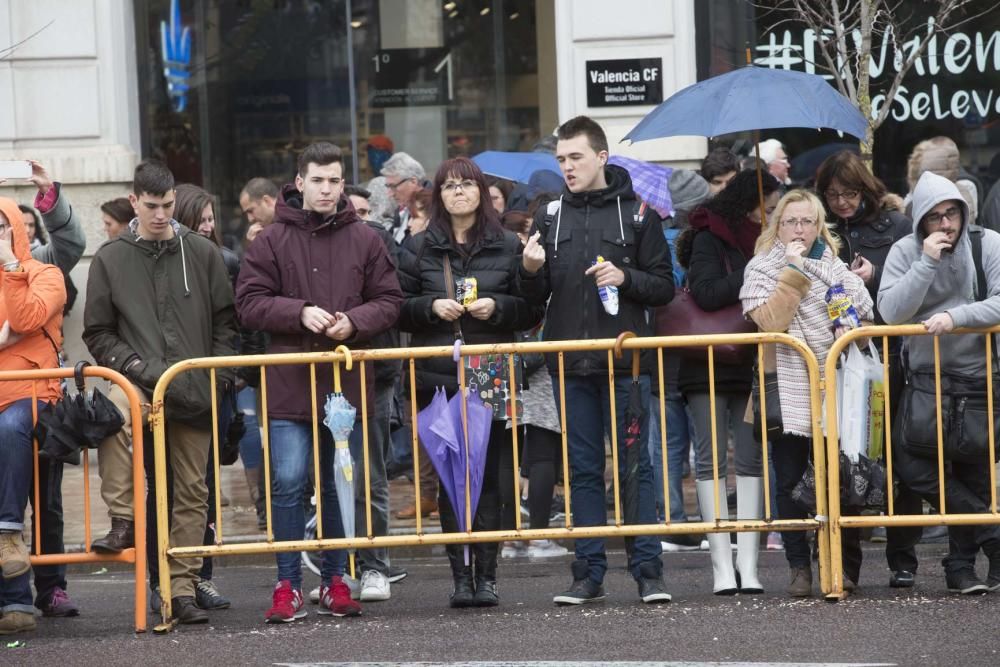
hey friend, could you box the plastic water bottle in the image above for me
[593,255,619,316]
[825,283,860,329]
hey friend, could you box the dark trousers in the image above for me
[772,433,862,583]
[883,350,922,573]
[30,456,67,608]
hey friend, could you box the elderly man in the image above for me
[380,152,428,243]
[752,139,791,186]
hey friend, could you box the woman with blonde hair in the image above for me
[740,189,872,598]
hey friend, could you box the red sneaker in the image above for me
[318,576,362,617]
[265,580,307,623]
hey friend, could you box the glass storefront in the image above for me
[695,0,1000,195]
[134,0,542,246]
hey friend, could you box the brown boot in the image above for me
[0,531,30,579]
[0,611,36,635]
[395,497,438,520]
[91,517,135,554]
[787,566,813,597]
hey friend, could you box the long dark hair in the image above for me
[427,157,502,253]
[174,183,220,246]
[702,169,781,223]
[815,150,888,224]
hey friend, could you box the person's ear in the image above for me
[598,150,609,167]
[128,193,139,214]
[294,174,304,193]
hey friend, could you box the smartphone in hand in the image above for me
[0,161,31,180]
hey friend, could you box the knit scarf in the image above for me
[688,207,759,259]
[741,240,874,437]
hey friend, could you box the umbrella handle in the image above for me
[333,345,352,393]
[452,339,463,364]
[613,331,641,380]
[73,360,91,394]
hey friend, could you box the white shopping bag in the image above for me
[837,342,885,462]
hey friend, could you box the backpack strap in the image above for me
[543,200,561,229]
[970,224,986,302]
[631,200,648,230]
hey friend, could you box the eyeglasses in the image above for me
[824,189,860,203]
[779,218,818,229]
[924,205,962,226]
[387,177,413,191]
[442,180,476,194]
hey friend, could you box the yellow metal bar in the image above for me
[814,337,835,598]
[361,362,373,538]
[757,343,771,521]
[259,366,273,542]
[934,336,946,514]
[607,350,622,527]
[209,369,223,544]
[987,334,997,515]
[508,353,522,531]
[883,335,895,517]
[310,364,322,541]
[408,358,423,534]
[708,345,722,522]
[657,347,669,524]
[558,352,571,527]
[150,388,173,625]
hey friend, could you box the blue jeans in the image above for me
[0,399,41,613]
[554,375,662,583]
[236,387,262,470]
[269,419,350,589]
[648,392,691,523]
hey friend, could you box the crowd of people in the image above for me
[1,117,999,635]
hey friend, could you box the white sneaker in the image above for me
[309,575,360,604]
[359,570,391,602]
[501,541,529,558]
[527,539,569,558]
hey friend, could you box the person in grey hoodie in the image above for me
[878,170,1000,595]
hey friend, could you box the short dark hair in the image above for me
[101,197,134,225]
[557,116,609,155]
[241,177,279,201]
[297,142,343,177]
[815,150,887,224]
[701,148,741,182]
[133,159,175,197]
[344,185,371,199]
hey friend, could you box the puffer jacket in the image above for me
[516,164,674,376]
[0,197,67,412]
[84,221,236,427]
[398,223,542,392]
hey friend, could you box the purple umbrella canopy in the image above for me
[416,386,492,565]
[608,155,673,219]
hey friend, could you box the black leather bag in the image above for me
[900,372,1000,464]
[751,369,782,443]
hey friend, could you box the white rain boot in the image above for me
[697,480,737,595]
[735,475,764,594]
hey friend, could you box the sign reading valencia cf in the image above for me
[585,58,664,107]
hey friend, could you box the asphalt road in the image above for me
[5,544,1000,667]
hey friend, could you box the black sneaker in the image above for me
[636,561,672,604]
[195,578,231,610]
[986,551,1000,592]
[149,584,162,613]
[946,569,989,595]
[889,570,915,588]
[387,565,408,584]
[171,596,209,624]
[553,560,605,606]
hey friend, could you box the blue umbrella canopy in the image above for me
[623,66,869,142]
[472,151,560,183]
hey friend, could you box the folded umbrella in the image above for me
[620,346,645,560]
[322,363,358,578]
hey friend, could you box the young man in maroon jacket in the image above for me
[236,142,403,623]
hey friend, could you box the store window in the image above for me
[134,0,541,248]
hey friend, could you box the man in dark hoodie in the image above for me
[84,159,236,625]
[517,116,674,606]
[236,143,402,624]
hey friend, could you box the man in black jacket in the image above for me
[517,116,674,606]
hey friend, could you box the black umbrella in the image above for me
[35,361,125,465]
[615,333,645,559]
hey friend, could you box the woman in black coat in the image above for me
[675,169,780,596]
[398,157,541,609]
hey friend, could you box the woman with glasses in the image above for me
[741,189,873,597]
[674,169,780,596]
[397,157,542,608]
[816,151,921,589]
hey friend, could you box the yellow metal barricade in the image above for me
[151,332,830,629]
[824,325,1000,600]
[0,366,147,633]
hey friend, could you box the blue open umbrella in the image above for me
[472,151,560,184]
[623,66,868,142]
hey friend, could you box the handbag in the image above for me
[750,367,782,443]
[654,248,756,364]
[442,256,523,421]
[792,452,888,513]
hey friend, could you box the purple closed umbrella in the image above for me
[609,155,673,219]
[417,385,492,565]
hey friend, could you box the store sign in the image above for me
[585,59,663,107]
[755,17,1000,123]
[370,48,453,108]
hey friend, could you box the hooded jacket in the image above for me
[516,164,674,376]
[83,220,236,427]
[878,171,1000,376]
[236,186,403,421]
[397,222,542,392]
[0,196,67,412]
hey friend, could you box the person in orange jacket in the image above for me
[0,195,67,636]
